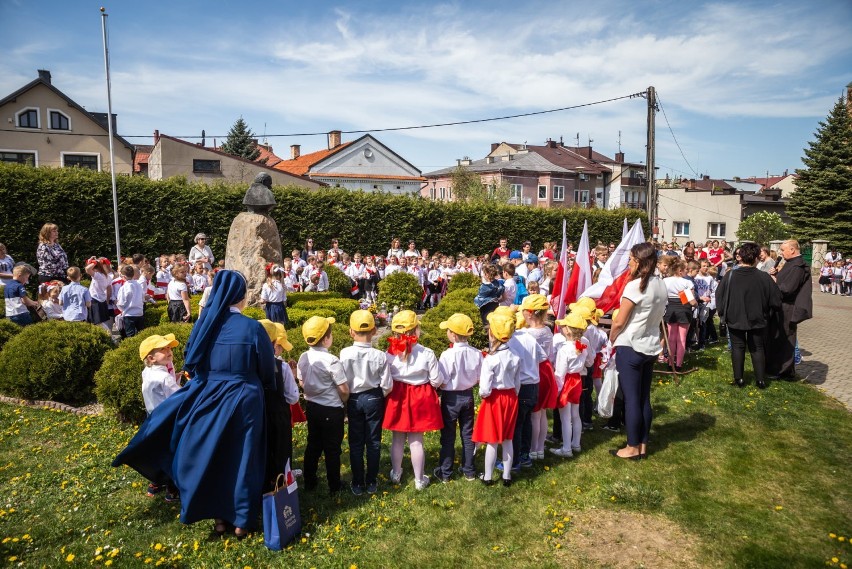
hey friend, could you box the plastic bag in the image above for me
[597,366,619,418]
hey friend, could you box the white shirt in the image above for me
[297,346,347,408]
[582,323,608,368]
[41,299,64,320]
[339,342,393,395]
[554,340,587,389]
[167,279,188,301]
[507,331,546,385]
[278,360,300,405]
[404,249,420,258]
[384,264,401,276]
[261,280,286,303]
[346,263,366,281]
[515,263,529,279]
[438,341,483,391]
[387,248,404,259]
[501,277,517,306]
[523,325,555,364]
[89,272,110,303]
[142,364,181,414]
[614,277,667,356]
[188,244,214,270]
[191,273,208,292]
[387,343,440,387]
[116,279,144,317]
[479,344,521,398]
[664,276,694,299]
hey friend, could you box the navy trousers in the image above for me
[438,389,476,478]
[346,388,385,488]
[511,383,539,466]
[615,346,655,447]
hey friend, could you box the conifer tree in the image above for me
[220,117,261,161]
[787,94,852,252]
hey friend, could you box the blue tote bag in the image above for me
[263,461,301,550]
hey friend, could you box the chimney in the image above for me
[154,130,160,144]
[585,147,593,159]
[615,152,625,163]
[37,69,51,84]
[703,175,710,180]
[688,179,696,190]
[328,130,342,149]
[546,138,557,149]
[491,143,499,152]
[290,145,300,160]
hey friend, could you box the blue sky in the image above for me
[2,0,850,179]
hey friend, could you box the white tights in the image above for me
[391,431,425,482]
[484,440,513,481]
[558,403,582,451]
[530,410,548,454]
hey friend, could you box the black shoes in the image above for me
[734,378,745,387]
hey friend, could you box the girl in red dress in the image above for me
[473,312,521,486]
[383,310,443,490]
[518,294,558,461]
[551,312,588,458]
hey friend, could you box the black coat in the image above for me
[716,266,781,330]
[774,255,812,324]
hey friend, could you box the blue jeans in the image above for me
[346,388,385,488]
[9,313,32,326]
[512,383,539,466]
[438,389,475,478]
[615,346,655,447]
[123,315,145,338]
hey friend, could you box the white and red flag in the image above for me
[579,219,645,313]
[550,220,592,319]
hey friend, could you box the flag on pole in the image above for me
[622,217,629,240]
[563,220,592,309]
[549,219,569,318]
[579,219,646,313]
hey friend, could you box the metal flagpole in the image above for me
[100,7,122,266]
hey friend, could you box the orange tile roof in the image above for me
[133,145,152,173]
[309,172,426,181]
[273,142,354,176]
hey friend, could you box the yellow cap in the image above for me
[570,302,602,324]
[258,319,278,342]
[275,323,293,351]
[349,309,376,333]
[439,313,474,336]
[555,312,588,331]
[515,311,526,329]
[520,294,549,311]
[487,311,516,342]
[302,316,335,346]
[492,305,516,318]
[569,297,597,313]
[139,333,179,361]
[391,310,419,333]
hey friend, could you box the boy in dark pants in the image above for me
[297,316,349,493]
[339,310,392,495]
[434,314,482,482]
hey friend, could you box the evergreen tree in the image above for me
[219,117,261,161]
[787,95,852,252]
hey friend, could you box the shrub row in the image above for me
[0,163,645,268]
[377,272,423,310]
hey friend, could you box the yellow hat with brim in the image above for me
[302,316,335,346]
[259,319,278,342]
[515,311,526,329]
[274,323,293,351]
[555,312,588,331]
[570,304,602,324]
[439,313,474,336]
[568,297,597,314]
[492,305,516,318]
[350,309,376,333]
[139,333,179,361]
[487,312,516,342]
[391,310,419,333]
[520,294,549,311]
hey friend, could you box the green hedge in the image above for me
[94,323,193,423]
[447,272,481,293]
[287,291,343,307]
[286,307,336,329]
[378,272,423,310]
[0,163,645,267]
[0,319,22,352]
[0,321,114,405]
[293,298,359,324]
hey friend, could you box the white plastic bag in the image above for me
[597,366,619,418]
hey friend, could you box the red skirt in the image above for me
[534,361,558,411]
[473,388,519,444]
[556,373,583,408]
[591,353,603,380]
[290,402,306,426]
[382,381,443,432]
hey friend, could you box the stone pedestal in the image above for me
[224,212,282,306]
[811,239,829,276]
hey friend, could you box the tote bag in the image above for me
[262,460,301,550]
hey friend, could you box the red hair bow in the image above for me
[388,334,418,356]
[575,341,587,352]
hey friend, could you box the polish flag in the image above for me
[549,219,569,318]
[563,220,592,309]
[579,219,646,313]
[622,217,629,240]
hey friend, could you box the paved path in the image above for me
[796,283,852,410]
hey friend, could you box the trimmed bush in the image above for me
[440,286,479,304]
[287,291,342,307]
[286,307,336,329]
[95,323,193,423]
[295,298,359,324]
[421,300,488,351]
[0,321,113,406]
[325,264,355,297]
[447,272,481,293]
[0,319,22,352]
[378,272,423,310]
[143,302,167,328]
[241,306,265,320]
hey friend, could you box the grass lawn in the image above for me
[1,344,850,568]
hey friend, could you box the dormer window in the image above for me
[16,108,39,129]
[49,110,70,131]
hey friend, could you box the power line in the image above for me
[0,91,646,140]
[656,94,698,177]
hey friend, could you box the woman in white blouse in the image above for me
[188,233,214,271]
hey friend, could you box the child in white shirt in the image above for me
[39,281,65,320]
[552,312,589,458]
[116,265,145,338]
[261,263,288,324]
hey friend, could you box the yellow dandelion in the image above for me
[65,553,75,562]
[9,556,18,562]
[840,564,847,569]
[154,543,163,551]
[839,536,847,542]
[350,565,358,569]
[327,547,334,554]
[832,558,839,563]
[830,533,837,539]
[105,561,113,567]
[774,505,783,511]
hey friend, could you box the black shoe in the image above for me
[432,467,450,483]
[756,380,767,389]
[502,478,513,487]
[479,473,494,486]
[734,378,745,387]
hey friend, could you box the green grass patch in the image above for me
[0,344,849,568]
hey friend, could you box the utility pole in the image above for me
[645,86,657,239]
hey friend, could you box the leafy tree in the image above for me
[787,95,852,252]
[449,165,511,204]
[219,117,261,162]
[736,211,790,246]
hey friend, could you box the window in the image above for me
[49,110,70,130]
[553,185,565,201]
[708,223,726,238]
[510,184,522,199]
[17,108,39,129]
[429,187,436,200]
[192,159,220,173]
[0,151,36,165]
[63,153,99,170]
[538,185,547,199]
[439,187,446,200]
[574,189,589,203]
[674,221,690,237]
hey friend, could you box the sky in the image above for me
[1,0,850,180]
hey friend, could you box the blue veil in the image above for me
[183,270,247,371]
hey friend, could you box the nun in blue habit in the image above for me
[113,270,276,535]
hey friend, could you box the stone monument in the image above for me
[224,172,282,306]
